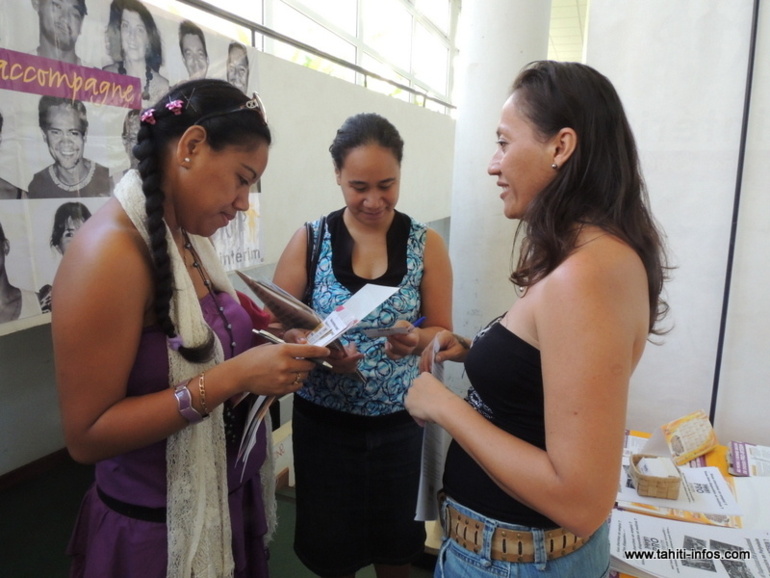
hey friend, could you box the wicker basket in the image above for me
[628,454,681,500]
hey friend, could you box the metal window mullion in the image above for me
[411,3,452,44]
[356,0,366,87]
[412,2,455,102]
[252,0,266,51]
[446,0,460,104]
[262,0,277,53]
[409,5,417,103]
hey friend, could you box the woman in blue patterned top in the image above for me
[273,112,453,578]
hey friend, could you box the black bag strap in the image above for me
[302,215,326,305]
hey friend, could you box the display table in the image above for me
[610,440,770,578]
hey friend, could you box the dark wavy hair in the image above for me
[509,61,669,335]
[329,113,404,169]
[133,78,271,362]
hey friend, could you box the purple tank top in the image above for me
[95,291,262,507]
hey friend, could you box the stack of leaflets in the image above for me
[610,509,770,578]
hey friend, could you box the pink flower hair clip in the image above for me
[166,99,185,115]
[140,108,156,125]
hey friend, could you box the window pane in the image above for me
[272,1,356,82]
[143,0,255,44]
[193,0,263,25]
[361,53,411,103]
[412,22,447,96]
[273,42,355,83]
[362,0,412,71]
[292,0,358,35]
[415,0,449,34]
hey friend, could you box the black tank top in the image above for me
[326,208,409,294]
[442,320,558,528]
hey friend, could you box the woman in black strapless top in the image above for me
[405,61,669,578]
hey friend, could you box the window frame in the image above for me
[167,0,458,113]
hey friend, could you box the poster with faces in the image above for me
[0,0,262,334]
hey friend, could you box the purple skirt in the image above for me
[67,424,269,578]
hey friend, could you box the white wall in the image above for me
[0,48,454,477]
[255,50,455,264]
[586,0,770,444]
[0,325,61,474]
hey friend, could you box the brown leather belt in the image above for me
[445,503,589,563]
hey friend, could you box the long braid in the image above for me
[133,123,177,338]
[134,121,216,362]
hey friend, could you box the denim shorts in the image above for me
[434,496,610,578]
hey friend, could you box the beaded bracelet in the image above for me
[197,372,210,416]
[174,381,204,424]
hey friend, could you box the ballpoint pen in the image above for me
[253,329,334,369]
[361,316,426,338]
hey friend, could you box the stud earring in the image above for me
[184,157,191,163]
[551,163,558,170]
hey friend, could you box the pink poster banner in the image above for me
[0,48,141,109]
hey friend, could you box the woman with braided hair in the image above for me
[52,78,329,577]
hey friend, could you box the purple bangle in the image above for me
[174,382,204,424]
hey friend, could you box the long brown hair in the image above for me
[510,61,669,335]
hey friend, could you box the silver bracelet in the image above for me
[174,381,204,424]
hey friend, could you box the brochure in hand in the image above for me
[414,338,451,522]
[235,271,398,348]
[234,272,399,472]
[236,271,322,331]
[236,394,274,481]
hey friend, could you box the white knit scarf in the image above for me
[116,170,235,577]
